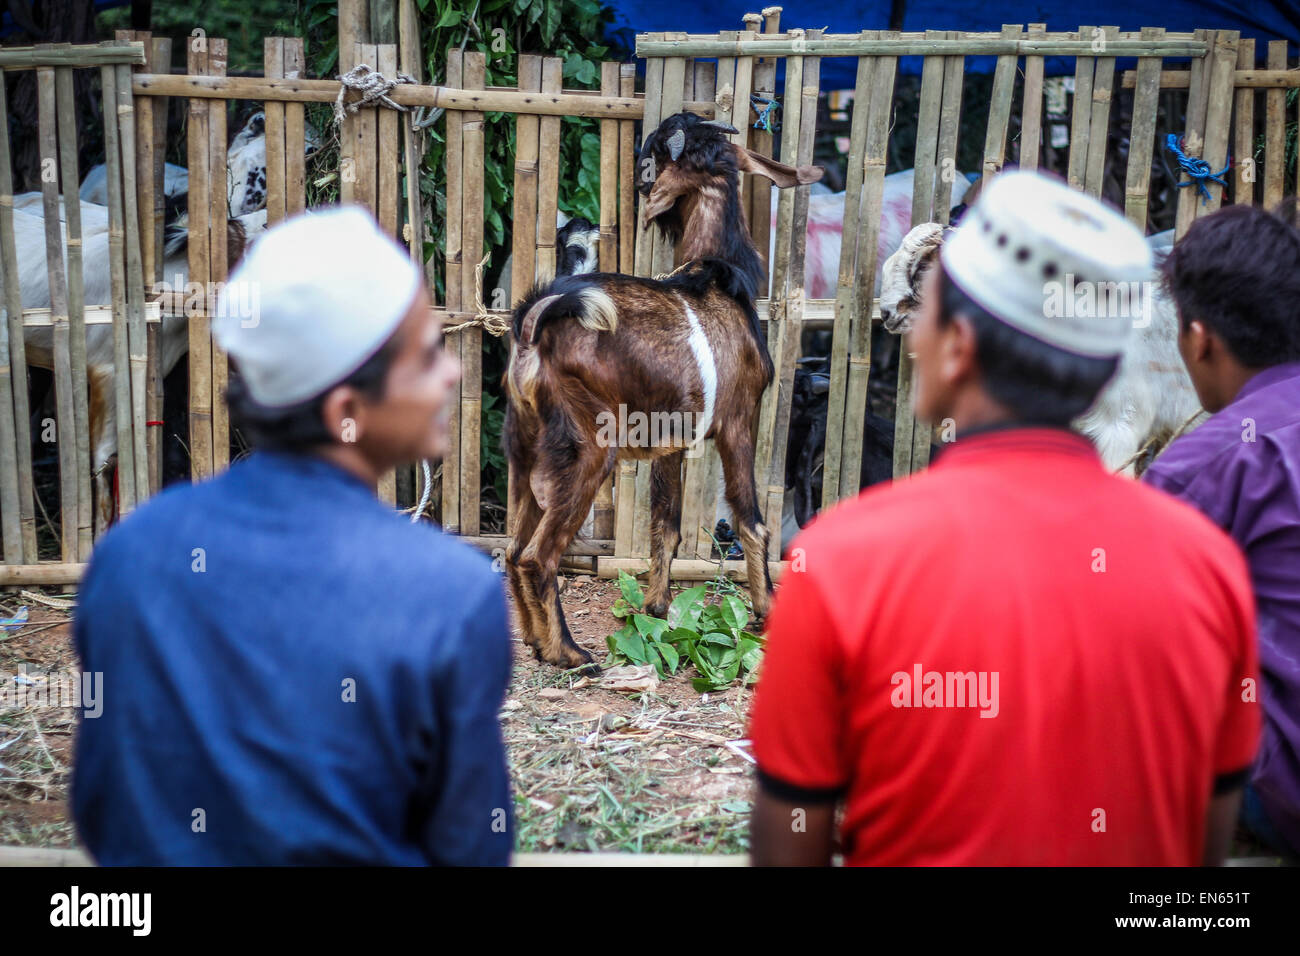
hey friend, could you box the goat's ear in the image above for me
[640,165,693,226]
[733,147,824,188]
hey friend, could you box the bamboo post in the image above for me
[617,63,636,275]
[357,42,380,213]
[631,36,665,282]
[458,50,485,532]
[1175,30,1214,238]
[398,0,424,260]
[1197,31,1239,216]
[338,0,366,206]
[932,33,966,218]
[536,57,562,281]
[285,39,307,216]
[264,38,287,226]
[54,61,92,556]
[1124,27,1165,229]
[748,9,781,286]
[36,60,80,560]
[911,32,945,225]
[651,49,686,277]
[1083,26,1119,199]
[1018,24,1047,171]
[982,24,1022,181]
[822,46,873,508]
[0,66,38,561]
[1066,26,1097,191]
[1232,38,1255,206]
[201,42,229,475]
[592,60,621,542]
[1263,40,1286,210]
[441,48,463,533]
[100,63,137,526]
[375,42,401,505]
[186,40,214,480]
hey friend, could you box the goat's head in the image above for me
[636,112,823,235]
[879,222,948,334]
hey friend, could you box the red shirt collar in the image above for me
[929,424,1100,468]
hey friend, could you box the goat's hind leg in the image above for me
[715,425,773,621]
[645,451,684,618]
[505,458,545,657]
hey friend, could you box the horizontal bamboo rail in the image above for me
[598,557,788,582]
[0,43,144,69]
[637,34,1207,58]
[1121,69,1300,88]
[461,534,614,557]
[0,562,84,585]
[20,302,163,326]
[131,74,717,119]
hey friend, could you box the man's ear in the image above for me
[1185,318,1214,363]
[943,312,980,385]
[321,386,365,446]
[732,146,824,188]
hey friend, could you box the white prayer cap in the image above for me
[213,205,421,407]
[940,171,1153,358]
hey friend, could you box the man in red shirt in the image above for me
[748,172,1259,866]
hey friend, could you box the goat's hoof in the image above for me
[645,600,669,619]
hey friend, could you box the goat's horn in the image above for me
[701,120,740,134]
[668,129,686,162]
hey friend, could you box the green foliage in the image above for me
[606,571,765,693]
[99,0,296,74]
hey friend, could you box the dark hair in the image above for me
[226,331,401,453]
[1159,201,1300,368]
[935,264,1120,426]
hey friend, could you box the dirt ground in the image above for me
[0,578,755,856]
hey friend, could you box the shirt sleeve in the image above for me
[1212,548,1262,786]
[748,562,848,801]
[422,571,514,865]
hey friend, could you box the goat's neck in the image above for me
[677,180,751,262]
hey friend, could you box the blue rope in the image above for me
[751,95,778,132]
[1165,134,1229,204]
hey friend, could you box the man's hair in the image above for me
[935,264,1120,426]
[226,333,400,452]
[1159,201,1300,368]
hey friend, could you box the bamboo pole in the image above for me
[651,49,686,277]
[186,40,214,480]
[285,39,307,216]
[100,64,136,526]
[635,34,1207,58]
[375,42,401,506]
[0,68,37,561]
[206,42,230,474]
[1124,27,1165,230]
[54,62,92,557]
[510,56,541,309]
[593,60,620,543]
[597,556,786,583]
[264,38,287,226]
[1232,39,1256,206]
[0,44,144,68]
[1197,31,1239,216]
[1263,40,1286,210]
[1018,24,1046,171]
[982,24,1022,180]
[441,48,463,533]
[748,9,781,287]
[911,34,944,225]
[1174,30,1214,238]
[822,49,873,509]
[1120,68,1300,90]
[932,37,966,222]
[36,62,79,561]
[338,0,363,207]
[1083,27,1119,199]
[1066,26,1097,192]
[536,57,563,281]
[617,63,636,276]
[354,42,379,213]
[458,50,485,533]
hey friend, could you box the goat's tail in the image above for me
[512,278,619,347]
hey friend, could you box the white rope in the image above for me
[333,64,417,127]
[411,459,433,523]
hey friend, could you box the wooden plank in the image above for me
[1084,26,1119,198]
[631,42,664,281]
[36,62,78,560]
[618,63,636,275]
[54,62,92,556]
[536,57,562,281]
[1019,23,1046,171]
[982,23,1023,180]
[376,42,401,505]
[186,41,213,480]
[822,48,873,508]
[1175,30,1214,238]
[1066,26,1097,191]
[1263,40,1286,210]
[143,35,171,496]
[0,63,33,560]
[264,37,287,225]
[441,48,463,532]
[1232,38,1256,206]
[206,40,229,474]
[1124,27,1165,229]
[932,36,966,222]
[459,50,485,533]
[748,10,781,287]
[635,33,1209,59]
[652,50,687,276]
[593,61,621,542]
[911,34,945,225]
[510,56,542,307]
[356,42,379,213]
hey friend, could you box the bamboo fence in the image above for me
[1,19,1298,586]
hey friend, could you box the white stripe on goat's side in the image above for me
[677,295,717,444]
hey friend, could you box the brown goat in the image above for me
[504,112,822,669]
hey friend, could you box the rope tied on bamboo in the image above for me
[442,252,510,337]
[332,64,417,127]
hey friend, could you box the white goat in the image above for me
[877,223,1201,475]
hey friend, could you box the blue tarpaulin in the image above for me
[608,1,1300,87]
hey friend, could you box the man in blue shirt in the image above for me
[73,206,513,865]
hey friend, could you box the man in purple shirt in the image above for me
[1144,203,1300,857]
